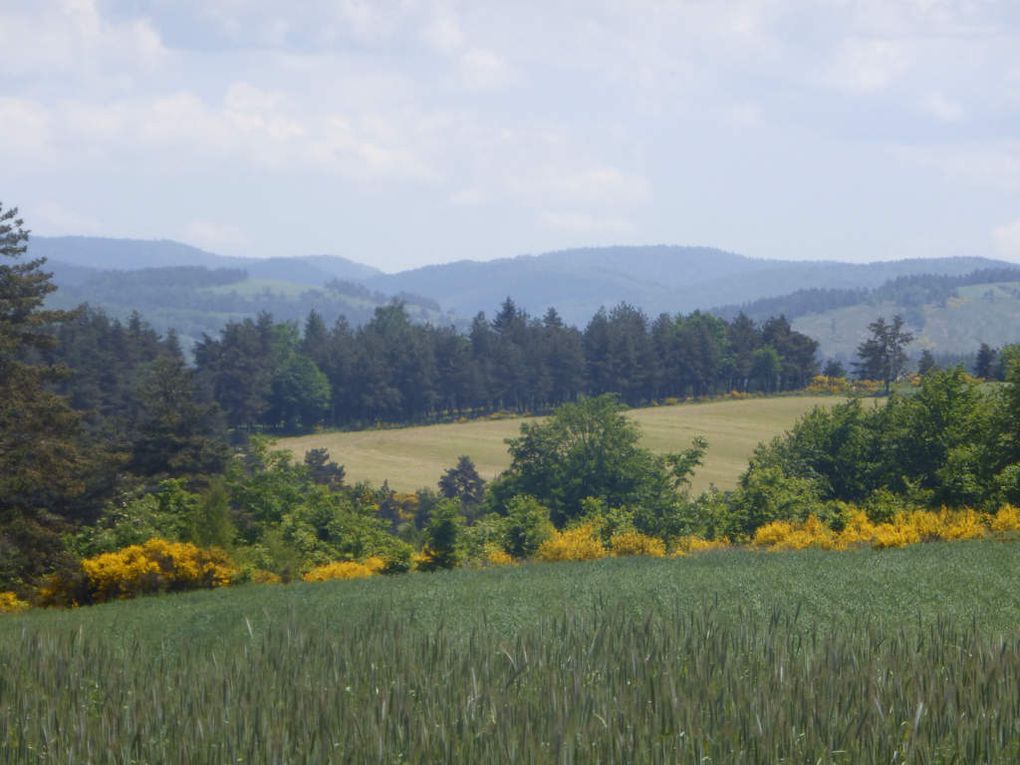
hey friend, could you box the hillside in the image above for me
[793,280,1020,358]
[363,245,1010,324]
[31,238,447,350]
[278,395,847,494]
[29,235,382,284]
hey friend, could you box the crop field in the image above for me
[4,542,1020,762]
[280,394,844,493]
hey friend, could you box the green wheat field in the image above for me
[4,542,1020,762]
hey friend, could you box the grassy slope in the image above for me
[793,280,1020,357]
[4,544,1020,761]
[279,395,844,493]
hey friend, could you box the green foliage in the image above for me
[419,499,464,571]
[854,314,914,391]
[501,495,554,558]
[492,395,675,526]
[438,455,486,518]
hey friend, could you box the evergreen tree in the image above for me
[975,343,996,379]
[918,349,937,376]
[0,203,84,589]
[854,315,914,392]
[438,455,486,517]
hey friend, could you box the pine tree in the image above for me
[0,203,84,589]
[854,315,914,392]
[974,343,996,379]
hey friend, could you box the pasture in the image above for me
[3,542,1020,762]
[279,394,844,493]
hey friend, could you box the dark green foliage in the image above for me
[195,301,818,433]
[0,203,85,590]
[420,499,464,570]
[438,455,486,517]
[853,315,914,391]
[918,348,937,375]
[975,342,996,378]
[501,495,554,558]
[732,367,1017,530]
[822,358,846,378]
[303,448,345,489]
[490,395,701,528]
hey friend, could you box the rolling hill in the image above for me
[361,245,1011,324]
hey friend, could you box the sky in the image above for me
[2,0,1020,272]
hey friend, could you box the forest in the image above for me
[4,200,1020,608]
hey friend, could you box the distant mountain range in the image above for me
[361,246,1011,324]
[28,236,1020,356]
[31,236,381,286]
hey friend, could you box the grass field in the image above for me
[279,395,844,493]
[4,542,1020,762]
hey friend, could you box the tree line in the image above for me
[191,301,819,432]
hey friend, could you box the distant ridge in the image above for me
[362,245,1011,324]
[28,236,382,286]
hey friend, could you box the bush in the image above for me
[42,539,236,605]
[609,530,665,557]
[536,524,607,562]
[302,557,384,583]
[0,591,29,614]
[502,495,555,559]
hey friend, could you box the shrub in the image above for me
[302,557,384,583]
[609,530,665,557]
[0,591,29,614]
[536,524,607,562]
[484,547,515,566]
[502,495,555,559]
[51,539,237,604]
[991,504,1020,535]
[672,536,730,555]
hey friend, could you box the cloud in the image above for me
[920,92,964,122]
[541,211,634,236]
[894,143,1020,191]
[29,201,102,235]
[0,0,165,81]
[183,220,249,254]
[993,219,1020,260]
[824,38,913,93]
[458,48,515,91]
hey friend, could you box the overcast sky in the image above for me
[3,0,1020,271]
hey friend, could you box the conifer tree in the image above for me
[0,203,83,589]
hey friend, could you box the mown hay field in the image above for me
[279,395,845,493]
[4,542,1020,762]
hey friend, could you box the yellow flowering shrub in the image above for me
[302,557,384,583]
[751,508,997,552]
[0,592,30,614]
[752,516,840,550]
[609,530,665,558]
[80,539,236,602]
[484,547,515,566]
[991,504,1020,535]
[805,375,851,395]
[536,523,607,562]
[672,536,730,556]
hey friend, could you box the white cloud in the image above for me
[542,211,633,235]
[29,201,102,235]
[0,0,165,81]
[458,48,515,91]
[993,219,1020,260]
[920,92,964,122]
[824,38,913,93]
[895,143,1020,191]
[183,220,249,254]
